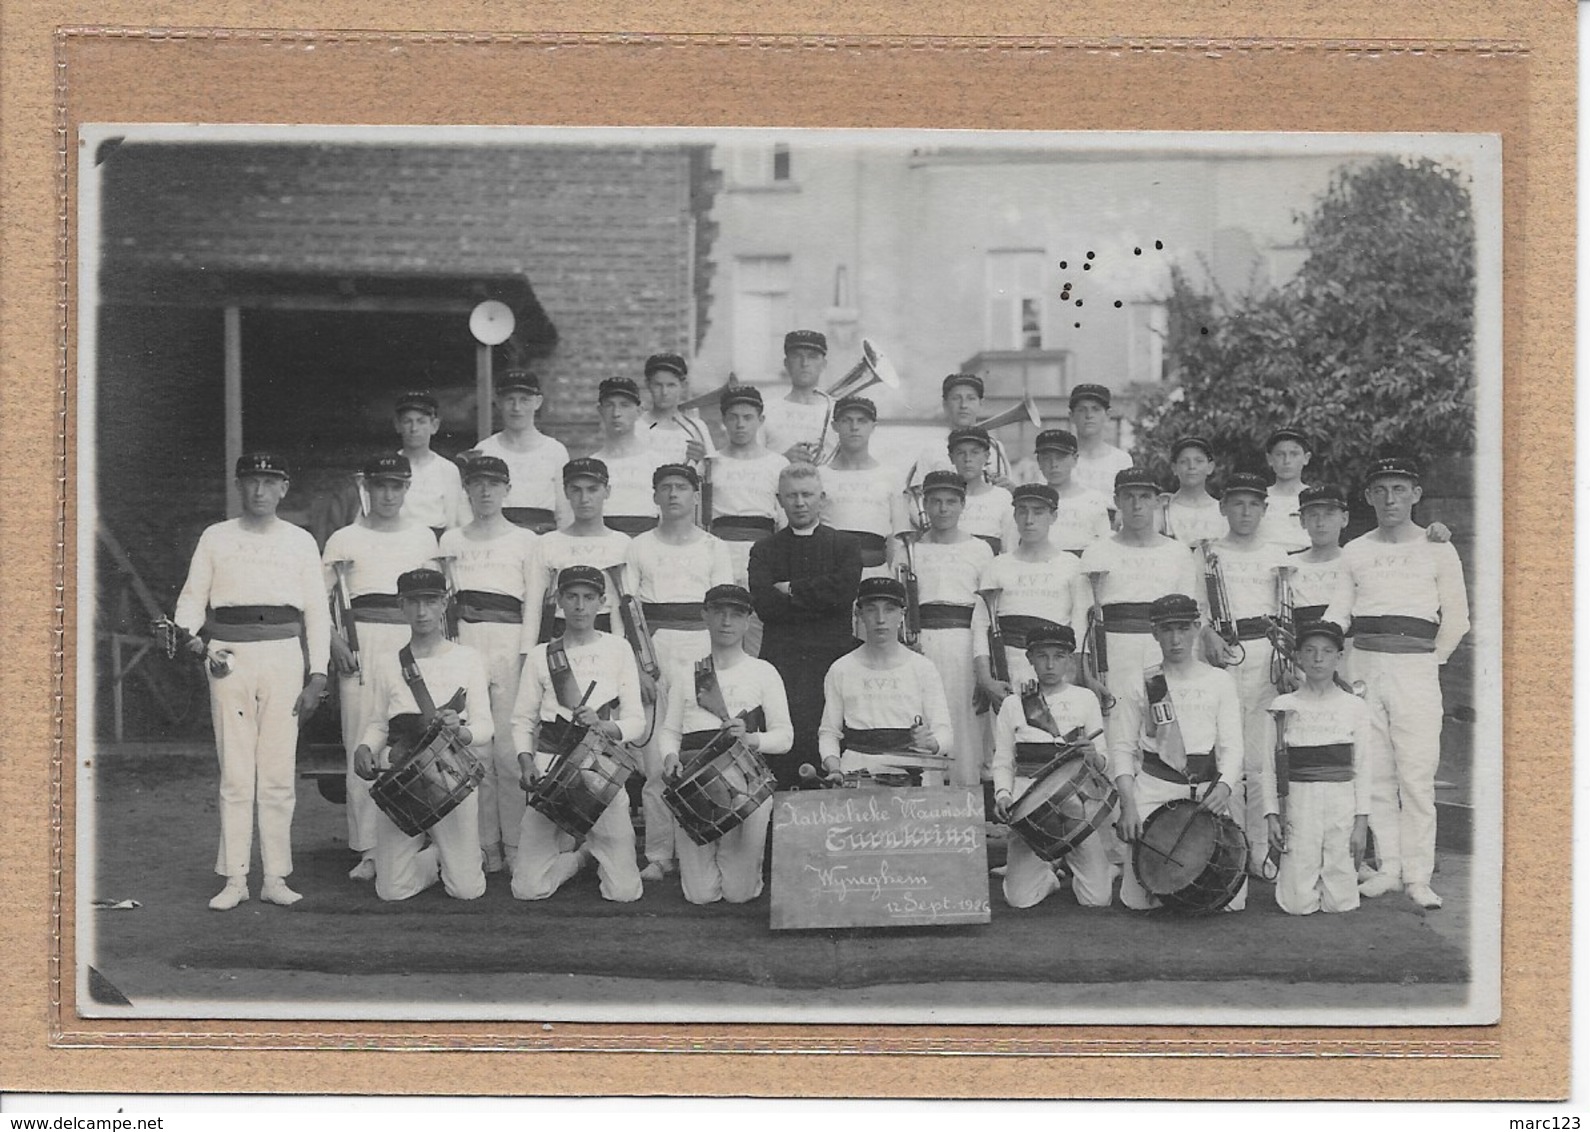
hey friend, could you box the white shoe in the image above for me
[1406,883,1444,910]
[1357,863,1377,883]
[989,865,1008,878]
[347,857,376,882]
[482,844,506,874]
[260,876,303,906]
[1358,872,1401,899]
[639,860,675,882]
[208,878,248,911]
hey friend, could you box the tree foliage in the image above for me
[1133,156,1476,492]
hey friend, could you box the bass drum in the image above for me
[369,717,485,837]
[1132,798,1249,913]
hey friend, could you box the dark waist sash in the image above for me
[386,712,427,752]
[1293,603,1328,627]
[1350,614,1439,654]
[534,709,620,756]
[842,726,917,754]
[998,614,1050,650]
[973,533,1003,555]
[1015,740,1073,773]
[503,506,556,534]
[457,590,524,624]
[1287,742,1354,784]
[606,515,659,536]
[642,602,705,632]
[840,530,888,568]
[681,727,725,751]
[1235,616,1272,642]
[205,605,303,643]
[919,603,974,630]
[1140,748,1217,786]
[710,515,776,542]
[350,593,407,624]
[1103,602,1155,634]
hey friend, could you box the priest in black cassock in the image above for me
[748,462,863,788]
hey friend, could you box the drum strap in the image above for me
[546,637,582,713]
[1020,683,1064,735]
[398,645,466,724]
[693,657,767,736]
[1142,665,1190,774]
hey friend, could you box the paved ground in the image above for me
[82,747,1481,1025]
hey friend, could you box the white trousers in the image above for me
[920,626,979,787]
[1002,772,1114,909]
[1275,781,1360,915]
[1348,649,1443,888]
[208,637,303,878]
[373,788,486,902]
[456,620,526,855]
[643,626,714,865]
[1101,631,1161,706]
[511,793,643,903]
[1230,638,1278,873]
[1120,779,1247,912]
[676,799,772,904]
[338,620,409,854]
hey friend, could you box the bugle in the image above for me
[976,394,1043,481]
[1080,570,1115,713]
[330,558,362,684]
[1200,541,1246,665]
[152,617,234,679]
[1268,563,1300,694]
[896,533,923,653]
[678,372,741,413]
[603,564,662,745]
[810,339,901,464]
[975,586,1009,714]
[436,552,461,642]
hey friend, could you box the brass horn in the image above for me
[812,339,901,463]
[678,372,743,413]
[977,393,1043,434]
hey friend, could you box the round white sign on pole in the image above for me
[468,300,516,346]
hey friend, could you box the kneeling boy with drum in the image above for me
[991,622,1113,909]
[510,565,647,902]
[659,583,793,904]
[1109,593,1251,912]
[352,568,492,902]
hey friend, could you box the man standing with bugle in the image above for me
[1200,470,1292,876]
[706,384,788,588]
[471,369,569,535]
[322,454,440,883]
[760,329,833,463]
[172,452,330,910]
[438,454,542,874]
[1324,455,1469,910]
[748,463,862,788]
[819,393,908,578]
[659,584,793,904]
[592,376,685,536]
[641,352,714,463]
[625,463,734,881]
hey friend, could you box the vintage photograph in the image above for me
[75,125,1501,1026]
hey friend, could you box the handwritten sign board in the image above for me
[769,786,990,930]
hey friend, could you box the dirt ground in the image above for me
[82,749,1480,1023]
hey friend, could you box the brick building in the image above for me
[92,139,717,736]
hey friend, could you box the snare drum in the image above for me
[370,719,486,837]
[1132,798,1249,913]
[527,729,635,840]
[1007,753,1118,864]
[664,734,777,846]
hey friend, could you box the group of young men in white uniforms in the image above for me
[172,327,1470,919]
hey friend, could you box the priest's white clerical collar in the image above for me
[789,523,818,537]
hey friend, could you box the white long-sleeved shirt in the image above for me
[1107,662,1243,790]
[399,449,467,531]
[510,633,645,764]
[625,529,734,604]
[644,409,717,458]
[1004,487,1114,555]
[707,451,787,524]
[904,434,1015,490]
[471,432,570,517]
[532,529,633,629]
[1259,484,1312,552]
[820,462,909,543]
[1206,538,1287,622]
[1072,445,1134,499]
[1323,530,1470,663]
[1164,494,1227,549]
[658,654,794,760]
[438,523,543,653]
[591,440,683,523]
[1267,685,1374,816]
[817,648,954,763]
[174,517,331,673]
[970,549,1092,658]
[1080,536,1201,611]
[912,536,993,607]
[991,681,1104,798]
[357,640,493,754]
[1289,549,1347,612]
[760,395,829,458]
[322,522,440,599]
[960,485,1014,549]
